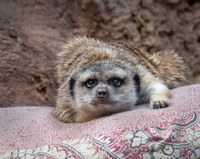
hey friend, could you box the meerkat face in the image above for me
[69,62,140,115]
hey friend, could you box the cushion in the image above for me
[0,84,200,158]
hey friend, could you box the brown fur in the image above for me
[54,36,191,123]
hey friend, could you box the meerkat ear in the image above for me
[133,74,140,94]
[69,77,76,98]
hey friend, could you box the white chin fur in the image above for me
[75,93,137,113]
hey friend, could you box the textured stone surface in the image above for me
[0,0,199,106]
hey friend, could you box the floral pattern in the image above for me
[186,129,200,147]
[0,84,200,159]
[1,111,200,159]
[123,130,150,148]
[143,144,182,159]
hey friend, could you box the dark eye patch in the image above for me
[85,79,98,89]
[133,74,140,93]
[109,78,124,87]
[69,77,76,98]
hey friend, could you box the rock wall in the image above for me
[0,0,200,106]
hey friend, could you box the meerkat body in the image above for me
[54,36,191,123]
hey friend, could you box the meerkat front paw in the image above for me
[75,112,99,123]
[54,108,96,123]
[53,108,76,123]
[150,94,170,109]
[151,101,169,109]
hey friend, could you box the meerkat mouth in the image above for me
[91,98,117,106]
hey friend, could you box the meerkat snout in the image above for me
[96,88,109,98]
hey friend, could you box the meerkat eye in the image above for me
[85,79,98,88]
[109,78,123,87]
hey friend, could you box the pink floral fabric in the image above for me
[0,84,200,158]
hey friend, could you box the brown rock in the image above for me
[0,0,199,106]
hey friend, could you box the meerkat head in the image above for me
[69,61,140,115]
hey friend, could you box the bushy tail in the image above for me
[148,50,193,89]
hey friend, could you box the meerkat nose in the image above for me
[97,88,109,98]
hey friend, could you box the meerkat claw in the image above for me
[153,101,169,109]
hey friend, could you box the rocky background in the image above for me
[0,0,200,107]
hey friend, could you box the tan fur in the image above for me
[54,36,191,123]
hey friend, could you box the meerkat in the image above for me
[54,36,191,123]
